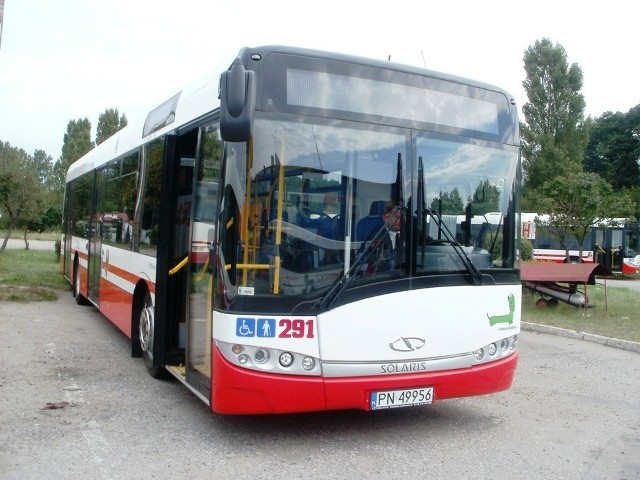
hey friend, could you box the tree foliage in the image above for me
[431,188,463,214]
[96,108,128,145]
[532,172,636,260]
[0,141,48,251]
[584,105,640,190]
[520,38,589,198]
[50,118,93,193]
[1,107,127,244]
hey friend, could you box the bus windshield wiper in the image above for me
[418,156,486,286]
[424,207,487,285]
[314,205,406,311]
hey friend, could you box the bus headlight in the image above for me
[301,356,316,371]
[279,352,294,368]
[217,341,320,376]
[254,349,269,364]
[510,335,518,352]
[473,349,485,361]
[473,335,518,365]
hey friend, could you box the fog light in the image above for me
[488,343,497,356]
[231,344,243,355]
[301,356,316,371]
[279,352,294,368]
[254,348,269,364]
[238,354,249,365]
[473,349,484,361]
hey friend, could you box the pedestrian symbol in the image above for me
[257,318,275,337]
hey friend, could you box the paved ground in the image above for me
[3,238,57,251]
[1,295,639,480]
[601,276,640,292]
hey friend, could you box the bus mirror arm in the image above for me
[219,58,256,142]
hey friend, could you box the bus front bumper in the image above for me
[210,346,518,415]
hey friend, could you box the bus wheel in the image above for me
[73,260,89,306]
[138,291,164,378]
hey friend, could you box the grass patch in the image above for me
[0,249,69,302]
[0,230,61,241]
[522,282,640,342]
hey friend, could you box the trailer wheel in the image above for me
[535,298,548,308]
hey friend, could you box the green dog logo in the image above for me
[488,294,515,326]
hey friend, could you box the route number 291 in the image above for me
[279,319,315,338]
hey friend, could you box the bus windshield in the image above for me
[218,117,520,309]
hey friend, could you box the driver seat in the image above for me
[356,200,386,242]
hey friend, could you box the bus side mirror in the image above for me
[219,58,256,142]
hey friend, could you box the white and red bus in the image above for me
[522,213,640,274]
[62,46,522,414]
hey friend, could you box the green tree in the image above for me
[27,149,60,232]
[470,180,501,215]
[96,108,128,145]
[584,105,640,190]
[533,172,636,261]
[431,187,464,214]
[50,118,93,193]
[521,39,589,203]
[0,141,48,251]
[31,149,53,185]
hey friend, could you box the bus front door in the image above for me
[609,228,624,272]
[153,126,218,402]
[186,124,221,401]
[88,168,106,304]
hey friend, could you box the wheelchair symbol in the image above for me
[236,318,255,337]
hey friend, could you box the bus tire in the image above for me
[73,259,89,306]
[137,289,165,379]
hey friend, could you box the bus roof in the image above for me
[67,45,518,183]
[240,45,517,99]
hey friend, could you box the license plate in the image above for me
[370,387,434,410]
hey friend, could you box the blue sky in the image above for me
[1,0,638,159]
